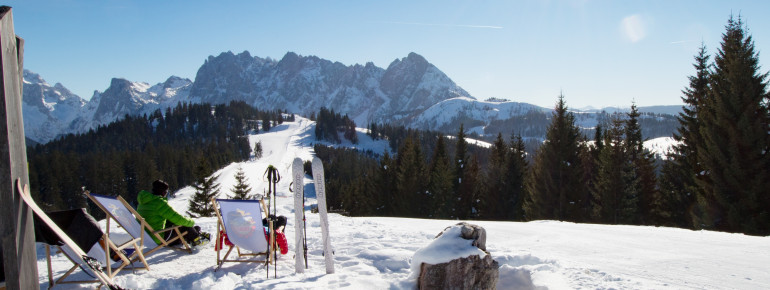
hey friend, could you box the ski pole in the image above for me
[303,187,308,269]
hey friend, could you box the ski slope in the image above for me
[36,116,769,289]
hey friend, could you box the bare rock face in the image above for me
[418,223,499,290]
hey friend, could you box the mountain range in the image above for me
[21,51,681,144]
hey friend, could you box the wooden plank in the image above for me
[0,6,38,290]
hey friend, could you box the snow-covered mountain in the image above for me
[188,51,471,126]
[21,71,192,142]
[68,76,192,134]
[21,71,86,143]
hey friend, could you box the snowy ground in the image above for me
[37,117,769,289]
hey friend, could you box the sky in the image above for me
[37,116,769,289]
[6,0,770,109]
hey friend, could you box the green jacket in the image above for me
[136,190,194,244]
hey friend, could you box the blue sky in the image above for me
[6,0,769,108]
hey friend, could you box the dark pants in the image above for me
[164,222,201,246]
[34,208,103,253]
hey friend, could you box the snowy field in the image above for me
[37,117,769,289]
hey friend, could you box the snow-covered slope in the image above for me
[411,97,546,130]
[36,117,769,289]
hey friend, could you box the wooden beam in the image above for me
[0,6,39,290]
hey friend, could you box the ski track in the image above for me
[35,116,770,289]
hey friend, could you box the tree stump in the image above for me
[417,223,499,290]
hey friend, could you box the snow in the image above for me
[644,136,680,158]
[36,116,770,289]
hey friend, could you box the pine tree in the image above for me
[262,115,271,132]
[592,118,628,224]
[253,141,263,160]
[505,135,528,221]
[625,103,658,225]
[395,137,428,217]
[453,124,470,216]
[377,151,397,216]
[580,124,603,223]
[524,95,587,221]
[457,155,483,220]
[454,124,469,191]
[428,136,455,218]
[187,157,221,217]
[696,16,770,234]
[482,133,509,220]
[659,44,710,228]
[230,166,253,199]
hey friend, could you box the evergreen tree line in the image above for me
[27,101,286,219]
[312,107,358,144]
[317,16,768,235]
[315,122,523,221]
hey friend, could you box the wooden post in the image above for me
[0,6,39,290]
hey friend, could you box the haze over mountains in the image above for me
[21,51,681,144]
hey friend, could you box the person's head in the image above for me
[152,180,169,197]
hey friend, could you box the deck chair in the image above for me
[86,192,193,275]
[211,198,275,274]
[36,208,131,288]
[16,179,120,289]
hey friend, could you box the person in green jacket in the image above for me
[137,180,209,246]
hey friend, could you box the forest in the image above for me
[27,101,290,219]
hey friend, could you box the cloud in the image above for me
[378,21,503,29]
[620,14,646,43]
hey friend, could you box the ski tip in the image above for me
[312,156,321,163]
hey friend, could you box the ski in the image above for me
[291,158,305,273]
[312,157,335,274]
[15,179,121,289]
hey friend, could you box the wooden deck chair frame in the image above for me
[44,244,104,288]
[85,192,192,275]
[211,197,276,274]
[16,179,118,289]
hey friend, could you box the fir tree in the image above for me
[591,118,627,224]
[625,103,658,225]
[230,166,253,199]
[524,95,587,221]
[456,155,483,220]
[659,44,710,228]
[253,141,263,160]
[505,134,528,221]
[482,133,509,220]
[428,135,455,218]
[453,124,470,217]
[696,16,770,234]
[262,115,271,132]
[187,157,221,217]
[377,151,397,216]
[395,137,428,217]
[454,124,469,191]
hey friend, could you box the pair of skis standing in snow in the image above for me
[265,157,334,274]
